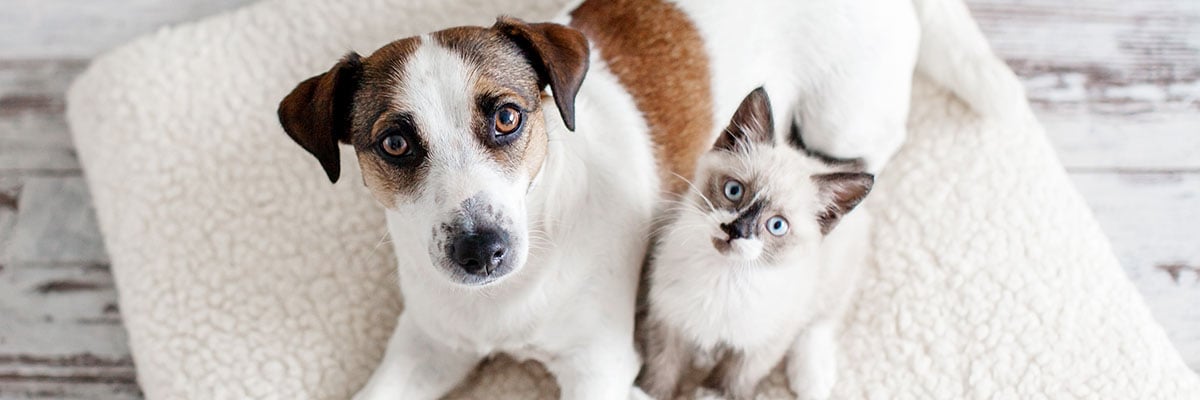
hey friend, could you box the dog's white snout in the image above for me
[431,191,527,286]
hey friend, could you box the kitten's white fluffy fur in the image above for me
[639,89,872,400]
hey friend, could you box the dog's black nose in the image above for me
[450,229,510,276]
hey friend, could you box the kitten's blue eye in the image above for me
[723,180,744,201]
[766,216,789,236]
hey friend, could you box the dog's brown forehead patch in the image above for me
[432,27,548,180]
[570,0,714,196]
[348,28,553,208]
[351,36,422,144]
[431,27,542,103]
[348,37,427,206]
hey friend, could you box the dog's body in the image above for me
[676,0,919,172]
[276,0,1021,398]
[569,0,920,189]
[366,44,658,399]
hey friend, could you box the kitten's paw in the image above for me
[788,367,836,400]
[787,322,839,400]
[693,387,727,400]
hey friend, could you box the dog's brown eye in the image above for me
[494,105,522,135]
[380,135,409,157]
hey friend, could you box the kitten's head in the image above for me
[674,88,873,264]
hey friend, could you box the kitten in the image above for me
[637,88,873,400]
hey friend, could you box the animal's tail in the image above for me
[911,0,1033,121]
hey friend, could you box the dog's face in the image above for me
[277,18,589,286]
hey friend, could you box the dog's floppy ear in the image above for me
[812,172,873,234]
[714,87,774,152]
[277,52,363,183]
[493,16,589,131]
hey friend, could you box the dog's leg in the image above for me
[547,339,641,400]
[786,320,838,400]
[353,314,481,400]
[636,321,690,399]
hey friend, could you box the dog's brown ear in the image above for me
[812,172,873,234]
[714,87,774,152]
[493,17,589,131]
[277,52,363,183]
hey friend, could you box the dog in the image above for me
[277,0,1018,398]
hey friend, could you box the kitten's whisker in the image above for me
[669,172,717,213]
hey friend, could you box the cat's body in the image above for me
[649,200,869,353]
[638,89,873,400]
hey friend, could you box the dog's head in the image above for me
[277,17,589,286]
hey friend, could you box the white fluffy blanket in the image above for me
[66,0,1200,398]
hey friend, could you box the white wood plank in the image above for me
[0,113,79,173]
[0,263,129,357]
[0,178,18,262]
[1037,106,1200,172]
[1069,171,1200,370]
[967,0,1200,170]
[970,0,1200,82]
[0,61,85,103]
[0,175,133,398]
[2,177,107,265]
[0,262,137,399]
[0,61,86,173]
[0,0,256,60]
[0,381,141,400]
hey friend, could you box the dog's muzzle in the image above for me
[449,228,511,276]
[433,193,521,285]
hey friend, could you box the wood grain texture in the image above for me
[0,61,86,173]
[0,0,257,60]
[0,176,130,399]
[2,177,108,265]
[1069,172,1200,370]
[0,263,129,356]
[971,0,1200,170]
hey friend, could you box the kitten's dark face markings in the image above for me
[720,198,764,240]
[703,88,796,260]
[697,87,873,261]
[705,172,797,260]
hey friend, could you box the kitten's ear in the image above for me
[813,172,874,234]
[714,87,774,152]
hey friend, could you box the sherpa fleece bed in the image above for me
[66,0,1200,398]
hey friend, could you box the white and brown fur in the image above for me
[276,0,1013,398]
[639,88,873,400]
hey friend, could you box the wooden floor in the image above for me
[0,0,1197,398]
